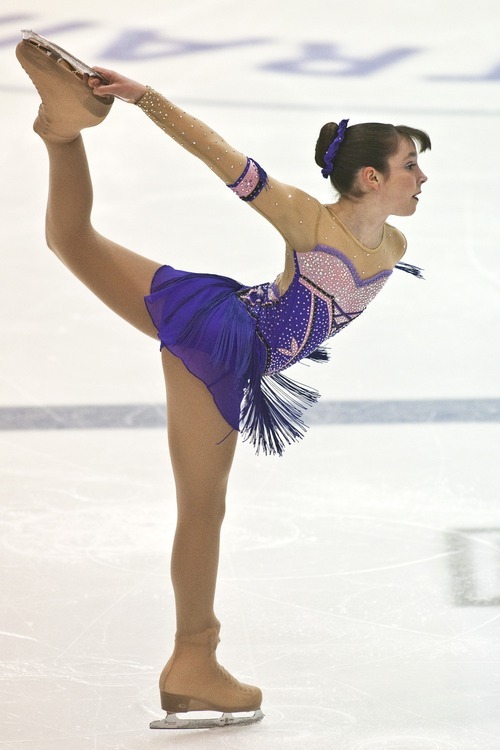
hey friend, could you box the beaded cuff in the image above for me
[227,157,268,202]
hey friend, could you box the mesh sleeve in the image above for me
[136,87,247,184]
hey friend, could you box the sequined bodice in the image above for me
[238,245,392,374]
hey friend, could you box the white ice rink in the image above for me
[1,2,500,748]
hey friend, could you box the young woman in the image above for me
[16,31,430,730]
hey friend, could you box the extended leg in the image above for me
[44,136,161,336]
[17,38,160,336]
[152,350,262,728]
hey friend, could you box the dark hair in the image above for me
[315,122,431,197]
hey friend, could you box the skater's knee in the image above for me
[45,228,61,256]
[174,471,230,508]
[46,224,78,254]
[176,488,227,527]
[45,229,68,263]
[45,222,93,260]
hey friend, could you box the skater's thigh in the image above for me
[61,229,162,338]
[162,349,238,501]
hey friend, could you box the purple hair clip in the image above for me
[321,118,349,178]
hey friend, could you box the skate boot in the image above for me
[15,31,113,144]
[150,627,264,730]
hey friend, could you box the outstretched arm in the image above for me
[89,69,322,252]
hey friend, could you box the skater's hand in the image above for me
[87,68,147,104]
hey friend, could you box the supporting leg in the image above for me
[154,350,262,727]
[162,348,237,635]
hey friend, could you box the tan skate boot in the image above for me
[15,36,113,144]
[150,627,263,729]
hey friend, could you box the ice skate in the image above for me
[16,31,113,143]
[150,627,264,730]
[20,30,110,82]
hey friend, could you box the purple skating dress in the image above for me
[145,245,410,456]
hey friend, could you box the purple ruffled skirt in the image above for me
[145,265,320,456]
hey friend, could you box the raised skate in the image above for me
[150,627,264,730]
[16,31,113,143]
[21,30,110,82]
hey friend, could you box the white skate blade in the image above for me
[21,30,109,83]
[150,708,264,730]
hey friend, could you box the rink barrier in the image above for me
[0,399,499,430]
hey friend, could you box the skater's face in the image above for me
[378,137,428,216]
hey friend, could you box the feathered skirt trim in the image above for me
[145,265,323,456]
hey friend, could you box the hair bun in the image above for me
[315,122,339,167]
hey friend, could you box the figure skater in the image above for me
[15,31,430,730]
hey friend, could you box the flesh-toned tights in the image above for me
[43,134,236,637]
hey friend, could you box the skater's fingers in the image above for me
[88,68,147,104]
[91,83,146,103]
[91,67,138,88]
[91,65,117,79]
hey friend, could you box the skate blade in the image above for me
[21,30,109,83]
[150,708,264,730]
